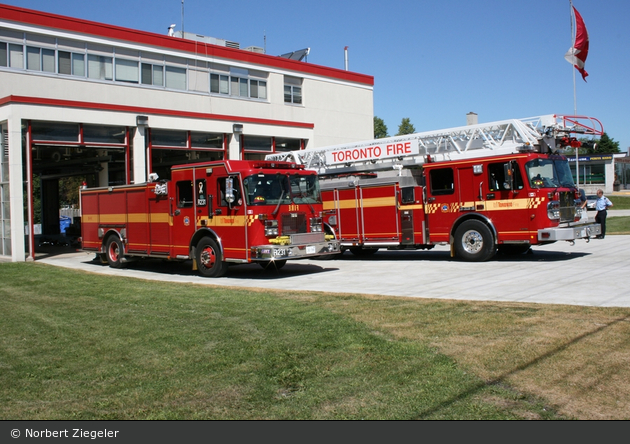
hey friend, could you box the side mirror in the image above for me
[225,176,235,204]
[503,163,514,191]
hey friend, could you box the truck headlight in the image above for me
[547,201,560,220]
[264,219,278,236]
[310,217,323,232]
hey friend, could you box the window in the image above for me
[83,125,127,144]
[274,138,302,152]
[284,76,303,104]
[31,122,80,142]
[218,177,242,207]
[115,58,139,83]
[243,136,272,152]
[0,42,6,67]
[165,65,186,90]
[8,44,23,69]
[250,79,267,99]
[88,54,113,80]
[141,63,164,86]
[176,181,194,208]
[210,73,229,94]
[230,76,249,97]
[429,168,454,195]
[190,132,223,149]
[151,129,187,147]
[1,123,10,256]
[211,68,267,99]
[488,161,524,192]
[58,51,85,76]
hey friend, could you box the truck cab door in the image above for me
[424,166,457,243]
[215,175,246,261]
[484,161,530,242]
[169,178,197,257]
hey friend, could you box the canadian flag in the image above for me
[565,5,589,81]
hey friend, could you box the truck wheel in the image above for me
[258,259,287,270]
[196,237,228,278]
[453,220,496,262]
[105,236,125,269]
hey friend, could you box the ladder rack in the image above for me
[266,114,603,176]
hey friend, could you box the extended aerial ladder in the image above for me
[266,115,603,176]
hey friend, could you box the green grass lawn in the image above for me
[0,263,560,420]
[607,216,630,234]
[609,195,630,210]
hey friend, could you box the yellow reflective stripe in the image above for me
[82,213,169,224]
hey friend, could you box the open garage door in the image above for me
[26,121,131,258]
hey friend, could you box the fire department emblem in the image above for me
[183,216,190,226]
[441,204,449,213]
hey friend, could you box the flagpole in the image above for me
[569,0,580,191]
[570,0,577,116]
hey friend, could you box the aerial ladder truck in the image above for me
[266,115,603,261]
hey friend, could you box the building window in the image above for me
[88,54,113,80]
[8,43,23,69]
[190,132,224,149]
[274,138,302,152]
[26,46,55,73]
[243,136,273,152]
[115,58,139,83]
[250,79,267,99]
[58,51,85,76]
[210,70,267,100]
[141,63,164,86]
[151,129,187,148]
[165,66,186,90]
[1,123,10,256]
[284,76,303,104]
[31,121,80,142]
[0,42,6,67]
[210,73,229,94]
[83,125,127,144]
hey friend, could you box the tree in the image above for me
[589,132,620,154]
[396,117,415,136]
[373,116,388,139]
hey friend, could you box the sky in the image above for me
[3,0,629,151]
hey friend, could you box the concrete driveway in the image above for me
[38,233,630,308]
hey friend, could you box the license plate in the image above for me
[274,249,286,257]
[306,246,316,254]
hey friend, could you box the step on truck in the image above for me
[80,160,340,277]
[266,115,603,261]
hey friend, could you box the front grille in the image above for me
[282,212,307,235]
[559,191,576,222]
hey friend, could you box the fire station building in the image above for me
[0,4,374,262]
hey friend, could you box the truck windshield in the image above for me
[243,173,321,206]
[525,158,575,189]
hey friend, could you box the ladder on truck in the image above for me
[266,115,603,176]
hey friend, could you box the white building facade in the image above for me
[0,4,374,262]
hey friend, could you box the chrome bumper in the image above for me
[251,233,340,260]
[538,223,601,242]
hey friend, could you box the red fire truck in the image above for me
[80,160,340,277]
[266,115,603,261]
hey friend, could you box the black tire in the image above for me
[258,259,287,270]
[453,220,496,262]
[196,236,228,278]
[105,236,125,269]
[349,247,379,256]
